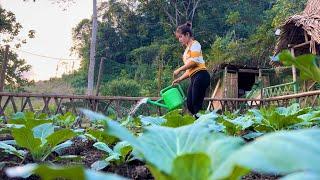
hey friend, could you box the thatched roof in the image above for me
[274,0,320,55]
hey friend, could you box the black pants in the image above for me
[187,70,210,115]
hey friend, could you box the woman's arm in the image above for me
[173,61,197,76]
[172,71,189,85]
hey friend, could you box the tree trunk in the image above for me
[0,45,9,92]
[87,0,98,95]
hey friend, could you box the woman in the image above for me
[172,22,210,119]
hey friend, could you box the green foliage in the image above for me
[91,141,132,170]
[279,51,320,82]
[101,78,142,97]
[207,32,242,66]
[281,172,320,180]
[205,103,318,136]
[226,11,240,25]
[148,153,211,180]
[0,7,34,91]
[213,129,320,179]
[217,114,254,136]
[51,112,78,128]
[8,112,52,129]
[85,129,118,145]
[138,110,195,128]
[82,110,245,179]
[162,110,195,127]
[0,142,25,159]
[270,0,307,27]
[253,104,306,132]
[11,123,76,161]
[66,0,283,93]
[5,164,127,180]
[83,110,320,179]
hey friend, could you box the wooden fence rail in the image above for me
[0,90,319,118]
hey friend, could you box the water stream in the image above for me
[121,98,149,126]
[128,98,149,116]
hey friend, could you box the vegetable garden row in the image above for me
[0,102,320,180]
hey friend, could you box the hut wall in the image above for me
[225,72,238,98]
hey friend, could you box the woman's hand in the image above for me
[173,69,181,77]
[172,77,181,85]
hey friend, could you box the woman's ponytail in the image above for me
[176,21,193,37]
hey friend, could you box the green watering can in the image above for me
[147,84,186,111]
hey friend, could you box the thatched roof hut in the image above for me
[274,0,320,55]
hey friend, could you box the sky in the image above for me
[1,0,92,81]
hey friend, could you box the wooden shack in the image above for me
[208,63,273,110]
[274,0,320,91]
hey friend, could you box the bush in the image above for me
[101,78,142,97]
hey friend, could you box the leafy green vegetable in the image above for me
[0,142,25,159]
[85,129,118,144]
[139,116,166,126]
[91,141,132,170]
[82,110,244,179]
[217,115,254,135]
[5,164,127,180]
[281,171,320,180]
[51,112,79,128]
[8,112,52,129]
[172,153,210,180]
[253,104,307,132]
[162,110,195,127]
[11,123,76,161]
[213,129,320,179]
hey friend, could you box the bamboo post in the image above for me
[0,45,9,92]
[95,57,106,96]
[223,67,228,98]
[259,69,263,99]
[290,48,298,94]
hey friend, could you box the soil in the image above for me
[0,134,13,141]
[0,136,152,180]
[242,172,280,180]
[105,160,153,180]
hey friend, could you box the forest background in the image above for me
[0,0,307,96]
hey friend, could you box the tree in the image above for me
[87,0,98,95]
[0,7,33,91]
